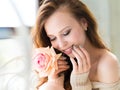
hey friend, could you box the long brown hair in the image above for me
[31,0,108,90]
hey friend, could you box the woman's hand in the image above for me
[48,57,70,79]
[70,45,91,74]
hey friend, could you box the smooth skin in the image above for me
[44,7,120,83]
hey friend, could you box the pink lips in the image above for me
[63,47,73,55]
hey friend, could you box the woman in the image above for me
[31,0,120,90]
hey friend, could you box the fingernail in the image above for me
[79,45,83,48]
[73,45,75,49]
[73,45,76,49]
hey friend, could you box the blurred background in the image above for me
[0,0,120,90]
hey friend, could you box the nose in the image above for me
[57,38,67,50]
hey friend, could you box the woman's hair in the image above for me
[31,0,108,90]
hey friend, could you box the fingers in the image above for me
[80,47,91,69]
[58,58,68,65]
[58,58,69,69]
[55,57,70,75]
[49,57,69,79]
[71,45,91,74]
[70,57,77,72]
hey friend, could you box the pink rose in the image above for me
[33,47,61,77]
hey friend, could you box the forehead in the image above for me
[44,8,78,35]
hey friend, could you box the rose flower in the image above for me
[32,47,61,77]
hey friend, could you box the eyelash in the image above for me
[50,37,56,41]
[63,29,71,36]
[49,29,71,41]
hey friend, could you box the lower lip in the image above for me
[64,48,72,55]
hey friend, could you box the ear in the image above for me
[80,18,88,30]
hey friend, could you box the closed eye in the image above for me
[63,29,71,36]
[49,36,56,41]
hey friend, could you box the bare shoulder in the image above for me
[97,50,120,83]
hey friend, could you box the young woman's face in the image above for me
[44,9,88,57]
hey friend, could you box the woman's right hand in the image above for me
[39,57,68,90]
[48,56,70,80]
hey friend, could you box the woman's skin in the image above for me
[44,7,119,83]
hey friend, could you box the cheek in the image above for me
[70,31,86,46]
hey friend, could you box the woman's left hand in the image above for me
[70,45,91,74]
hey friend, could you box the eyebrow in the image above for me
[47,26,71,37]
[59,26,71,33]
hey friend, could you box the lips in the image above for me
[63,47,73,55]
